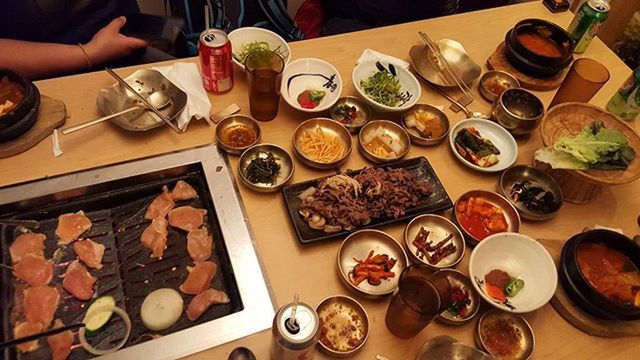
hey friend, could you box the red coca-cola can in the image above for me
[198,29,234,93]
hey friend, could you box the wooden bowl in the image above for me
[537,103,640,203]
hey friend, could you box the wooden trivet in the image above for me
[487,42,566,91]
[0,95,66,159]
[539,238,640,337]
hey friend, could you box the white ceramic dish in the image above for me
[352,61,421,113]
[281,58,342,113]
[469,232,558,313]
[228,27,291,70]
[449,118,518,173]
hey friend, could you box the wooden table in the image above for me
[2,2,639,359]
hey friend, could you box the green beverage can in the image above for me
[607,67,640,122]
[567,0,610,53]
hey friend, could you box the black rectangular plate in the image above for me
[282,157,453,244]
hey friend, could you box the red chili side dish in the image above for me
[456,197,508,241]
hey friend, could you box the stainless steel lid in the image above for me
[200,28,229,47]
[275,302,319,347]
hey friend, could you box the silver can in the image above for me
[270,302,320,360]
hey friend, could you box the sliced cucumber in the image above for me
[83,296,116,332]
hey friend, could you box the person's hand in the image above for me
[84,16,148,65]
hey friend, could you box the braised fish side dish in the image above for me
[187,228,213,262]
[454,127,500,168]
[180,261,218,295]
[171,180,198,201]
[55,212,92,245]
[141,217,169,258]
[186,289,230,321]
[73,239,105,269]
[168,206,207,232]
[299,167,433,233]
[47,319,74,360]
[13,253,53,286]
[62,260,97,301]
[23,286,60,329]
[9,232,46,263]
[145,185,176,220]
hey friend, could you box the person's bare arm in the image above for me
[0,16,147,79]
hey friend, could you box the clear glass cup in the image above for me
[244,50,285,121]
[385,265,451,338]
[548,58,610,109]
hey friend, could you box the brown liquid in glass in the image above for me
[248,68,281,121]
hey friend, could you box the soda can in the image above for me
[198,29,234,93]
[567,0,610,54]
[270,301,319,360]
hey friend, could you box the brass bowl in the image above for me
[452,190,521,247]
[401,104,450,146]
[337,229,408,298]
[358,120,410,164]
[215,114,261,155]
[316,295,370,357]
[492,88,545,136]
[404,214,464,269]
[475,309,535,360]
[478,70,520,103]
[329,96,372,133]
[437,269,481,325]
[292,118,352,169]
[238,144,294,193]
[499,165,563,221]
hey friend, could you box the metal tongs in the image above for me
[105,68,182,134]
[418,31,474,108]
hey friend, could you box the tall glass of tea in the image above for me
[245,50,285,121]
[385,265,451,338]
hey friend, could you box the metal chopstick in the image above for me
[0,323,84,350]
[418,31,474,105]
[105,68,182,134]
[0,219,40,228]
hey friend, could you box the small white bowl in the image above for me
[228,27,292,70]
[352,61,421,113]
[469,232,557,313]
[449,118,518,173]
[280,58,342,113]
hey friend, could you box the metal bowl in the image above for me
[215,114,261,155]
[499,165,563,221]
[478,70,520,103]
[408,39,482,87]
[401,104,450,146]
[238,144,294,193]
[292,118,352,169]
[492,88,544,136]
[316,295,370,357]
[358,120,410,164]
[337,229,409,298]
[475,309,535,360]
[404,214,464,269]
[452,190,521,247]
[329,96,372,133]
[437,269,481,325]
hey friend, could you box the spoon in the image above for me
[423,81,491,119]
[61,91,172,135]
[227,347,256,360]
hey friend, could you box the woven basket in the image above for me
[535,102,640,203]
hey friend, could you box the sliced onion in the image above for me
[79,305,132,355]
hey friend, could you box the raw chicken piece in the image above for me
[187,228,213,262]
[24,286,60,329]
[179,261,217,295]
[13,253,53,286]
[14,321,43,353]
[10,232,46,264]
[140,217,169,258]
[47,319,74,360]
[186,288,230,321]
[62,260,97,301]
[73,239,105,269]
[56,212,92,245]
[145,186,175,220]
[168,206,207,232]
[171,180,198,201]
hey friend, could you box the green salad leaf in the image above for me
[360,71,403,107]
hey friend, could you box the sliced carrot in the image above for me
[486,283,506,302]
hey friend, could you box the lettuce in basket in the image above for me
[534,121,636,170]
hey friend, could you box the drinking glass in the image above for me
[548,58,610,109]
[385,265,451,338]
[245,50,285,121]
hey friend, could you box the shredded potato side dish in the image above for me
[299,127,345,163]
